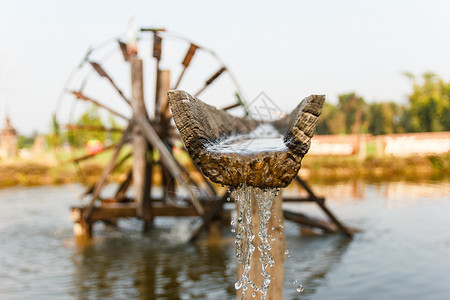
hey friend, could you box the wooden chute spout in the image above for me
[168,90,325,189]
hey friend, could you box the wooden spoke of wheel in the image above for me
[70,142,120,163]
[89,61,131,105]
[81,151,133,197]
[220,92,249,115]
[173,43,199,89]
[83,122,133,221]
[114,169,133,201]
[118,40,129,62]
[194,67,227,97]
[70,91,129,121]
[136,115,205,216]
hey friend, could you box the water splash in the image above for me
[235,185,257,299]
[234,185,279,300]
[256,187,277,298]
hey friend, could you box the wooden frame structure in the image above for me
[66,29,353,240]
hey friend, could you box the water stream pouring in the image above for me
[168,90,324,299]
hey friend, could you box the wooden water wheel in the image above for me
[55,27,247,239]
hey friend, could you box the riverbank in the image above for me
[300,154,449,183]
[0,153,448,188]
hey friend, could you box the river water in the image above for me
[1,180,449,300]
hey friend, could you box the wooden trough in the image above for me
[168,90,324,188]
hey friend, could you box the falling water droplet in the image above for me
[231,220,235,226]
[235,280,243,290]
[285,250,289,255]
[252,292,256,297]
[231,228,236,233]
[297,285,304,293]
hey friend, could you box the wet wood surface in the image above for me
[168,90,324,188]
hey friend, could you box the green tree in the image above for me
[69,104,107,147]
[18,131,37,149]
[106,113,124,144]
[316,102,346,135]
[368,102,391,135]
[46,113,62,149]
[337,92,368,134]
[405,72,450,132]
[367,101,405,135]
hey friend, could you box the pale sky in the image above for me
[1,0,450,135]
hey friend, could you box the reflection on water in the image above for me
[283,236,351,299]
[70,234,236,299]
[287,180,449,200]
[1,181,449,299]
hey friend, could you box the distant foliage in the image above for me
[337,93,368,134]
[18,132,37,149]
[406,72,450,132]
[316,73,450,135]
[69,104,106,147]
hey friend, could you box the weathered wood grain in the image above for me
[168,90,325,188]
[131,58,152,220]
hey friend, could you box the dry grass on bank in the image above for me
[0,153,448,188]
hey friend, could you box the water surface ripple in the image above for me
[0,181,449,299]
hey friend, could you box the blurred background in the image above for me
[0,1,449,299]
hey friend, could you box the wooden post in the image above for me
[115,170,133,201]
[237,190,285,300]
[71,208,93,241]
[295,177,352,238]
[73,221,92,242]
[157,70,176,201]
[143,146,154,232]
[158,70,171,127]
[131,58,152,221]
